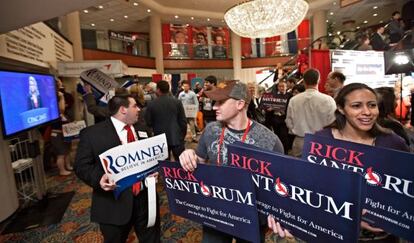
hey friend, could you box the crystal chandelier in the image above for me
[224,0,309,38]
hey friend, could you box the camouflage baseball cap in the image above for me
[204,80,251,103]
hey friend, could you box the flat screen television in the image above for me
[0,70,60,138]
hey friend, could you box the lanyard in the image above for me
[217,119,251,165]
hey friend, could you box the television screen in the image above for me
[0,70,60,138]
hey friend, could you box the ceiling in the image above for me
[78,0,408,33]
[0,0,408,35]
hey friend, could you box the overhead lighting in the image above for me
[333,1,336,5]
[356,26,360,29]
[373,13,378,17]
[174,15,179,19]
[185,24,189,27]
[91,23,95,27]
[147,9,151,13]
[133,2,138,6]
[224,0,308,38]
[191,16,194,20]
[337,31,341,35]
[373,6,378,9]
[379,20,384,23]
[207,18,210,21]
[330,12,334,15]
[110,18,114,22]
[98,5,103,9]
[363,20,368,24]
[326,20,329,23]
[83,9,89,13]
[124,15,128,19]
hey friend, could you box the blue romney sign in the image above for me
[227,142,364,243]
[158,160,260,243]
[302,134,414,241]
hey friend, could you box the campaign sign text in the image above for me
[159,161,260,243]
[62,120,86,139]
[183,104,198,118]
[228,143,364,243]
[302,134,414,241]
[99,134,168,198]
[80,68,119,96]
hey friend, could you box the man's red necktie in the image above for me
[124,125,141,195]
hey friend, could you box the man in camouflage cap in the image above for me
[179,80,284,243]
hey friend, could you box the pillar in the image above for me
[63,11,83,121]
[312,10,327,41]
[231,31,242,81]
[150,13,164,73]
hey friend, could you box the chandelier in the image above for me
[224,0,309,38]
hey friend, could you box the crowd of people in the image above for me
[61,62,413,243]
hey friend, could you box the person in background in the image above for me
[325,71,346,97]
[357,35,373,51]
[199,75,218,125]
[51,78,72,176]
[375,87,410,146]
[371,25,390,51]
[388,11,405,44]
[286,78,297,94]
[291,84,305,97]
[285,68,336,157]
[179,80,284,243]
[144,82,157,102]
[270,81,292,153]
[269,83,409,243]
[193,82,202,94]
[247,81,264,124]
[145,80,187,160]
[178,81,199,142]
[28,76,42,109]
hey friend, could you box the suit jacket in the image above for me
[145,94,187,146]
[74,118,150,225]
[370,33,389,51]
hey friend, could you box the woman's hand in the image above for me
[268,215,295,241]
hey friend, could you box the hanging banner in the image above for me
[159,161,260,243]
[302,134,414,241]
[227,142,365,243]
[192,26,209,59]
[99,134,168,198]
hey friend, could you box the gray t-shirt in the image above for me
[196,120,284,165]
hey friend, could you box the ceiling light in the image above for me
[333,1,336,5]
[191,17,194,20]
[326,20,329,23]
[337,31,341,35]
[330,12,334,15]
[207,18,210,21]
[356,26,360,29]
[373,13,378,17]
[224,0,308,38]
[174,15,179,19]
[373,6,378,9]
[110,18,114,22]
[363,20,368,24]
[185,24,189,27]
[98,5,103,9]
[83,10,89,13]
[379,20,383,23]
[124,15,128,19]
[147,9,151,13]
[133,2,138,6]
[91,23,95,27]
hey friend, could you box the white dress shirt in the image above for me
[285,89,336,137]
[111,116,138,144]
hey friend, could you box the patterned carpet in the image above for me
[0,139,283,243]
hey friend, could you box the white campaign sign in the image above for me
[184,104,198,118]
[80,68,120,95]
[62,120,86,138]
[99,134,168,183]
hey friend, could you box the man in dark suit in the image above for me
[74,94,160,243]
[371,25,390,51]
[145,80,187,160]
